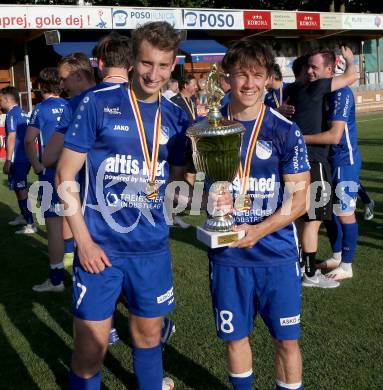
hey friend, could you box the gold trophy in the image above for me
[187,64,246,248]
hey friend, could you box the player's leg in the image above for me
[358,182,374,220]
[326,165,359,280]
[63,216,75,269]
[273,339,303,390]
[69,254,123,389]
[301,162,338,288]
[320,214,343,269]
[210,261,255,390]
[69,316,112,388]
[258,263,303,389]
[33,216,65,292]
[124,252,176,390]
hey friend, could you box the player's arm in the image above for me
[230,170,309,249]
[56,148,111,273]
[24,126,44,174]
[330,46,358,92]
[3,132,15,174]
[304,121,345,145]
[42,131,64,168]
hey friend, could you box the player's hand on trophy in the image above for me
[278,97,295,118]
[77,240,112,273]
[230,224,263,249]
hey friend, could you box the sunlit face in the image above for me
[132,40,176,101]
[58,64,79,97]
[170,81,179,93]
[307,53,333,81]
[228,63,269,109]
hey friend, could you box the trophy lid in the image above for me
[187,117,245,138]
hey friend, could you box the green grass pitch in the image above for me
[0,112,382,389]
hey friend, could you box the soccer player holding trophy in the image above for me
[188,38,310,390]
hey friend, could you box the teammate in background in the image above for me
[283,47,357,288]
[41,53,96,274]
[163,78,179,100]
[56,22,189,390]
[171,74,198,123]
[24,68,68,292]
[304,54,361,280]
[1,87,36,233]
[209,37,310,390]
[264,63,287,110]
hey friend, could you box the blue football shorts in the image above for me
[332,163,360,214]
[38,168,63,218]
[8,162,30,191]
[72,250,175,321]
[209,261,301,341]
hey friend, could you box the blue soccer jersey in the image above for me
[64,83,189,256]
[264,82,288,110]
[328,87,361,167]
[29,97,68,160]
[209,105,310,268]
[5,105,29,164]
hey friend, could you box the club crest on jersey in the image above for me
[159,126,169,145]
[256,140,272,160]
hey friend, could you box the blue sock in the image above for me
[276,381,303,390]
[358,183,371,205]
[341,222,358,263]
[18,198,34,225]
[324,214,342,253]
[64,238,75,254]
[132,345,162,390]
[49,263,65,285]
[69,370,101,390]
[229,372,254,390]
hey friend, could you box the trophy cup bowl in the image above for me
[187,105,246,248]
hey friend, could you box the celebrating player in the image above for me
[56,22,189,390]
[208,37,310,390]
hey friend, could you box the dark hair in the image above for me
[93,32,131,69]
[292,55,309,78]
[271,63,282,80]
[309,48,336,68]
[1,86,19,103]
[222,37,274,76]
[131,22,181,59]
[38,67,61,95]
[179,74,196,91]
[57,52,94,82]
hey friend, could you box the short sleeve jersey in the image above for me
[5,105,29,164]
[264,82,288,110]
[328,86,361,167]
[29,97,68,161]
[209,105,310,268]
[284,78,332,162]
[64,83,189,256]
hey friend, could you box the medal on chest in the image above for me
[128,84,161,201]
[228,104,266,212]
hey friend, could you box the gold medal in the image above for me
[234,194,252,212]
[145,181,159,200]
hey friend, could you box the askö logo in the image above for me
[183,11,235,28]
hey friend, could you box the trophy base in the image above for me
[196,226,245,248]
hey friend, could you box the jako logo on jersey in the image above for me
[280,315,300,326]
[104,106,121,115]
[52,108,63,114]
[255,140,272,160]
[157,287,174,304]
[113,124,130,131]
